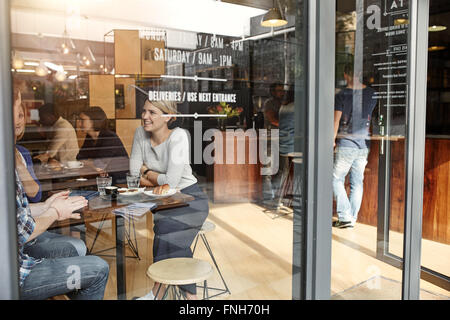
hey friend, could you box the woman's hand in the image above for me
[50,196,87,221]
[140,165,149,177]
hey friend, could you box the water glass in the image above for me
[126,173,141,189]
[97,176,112,196]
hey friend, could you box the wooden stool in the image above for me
[146,258,213,300]
[192,221,231,299]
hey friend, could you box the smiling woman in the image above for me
[130,99,208,300]
[13,84,42,203]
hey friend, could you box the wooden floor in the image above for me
[77,200,449,300]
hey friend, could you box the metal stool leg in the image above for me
[201,234,231,296]
[192,233,200,254]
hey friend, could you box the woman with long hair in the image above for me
[130,99,208,300]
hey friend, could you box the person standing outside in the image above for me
[332,63,377,228]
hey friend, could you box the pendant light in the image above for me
[261,0,287,28]
[12,51,24,69]
[35,60,49,77]
[55,65,67,82]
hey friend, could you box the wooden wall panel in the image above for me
[89,75,115,119]
[356,141,379,227]
[114,30,141,75]
[336,138,450,244]
[141,39,165,76]
[389,140,406,235]
[115,119,141,157]
[210,131,262,203]
[423,139,450,244]
[115,77,136,119]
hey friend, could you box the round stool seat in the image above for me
[146,258,213,286]
[199,221,216,235]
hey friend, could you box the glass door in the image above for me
[331,0,445,300]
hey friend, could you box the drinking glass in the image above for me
[126,173,141,189]
[97,176,112,196]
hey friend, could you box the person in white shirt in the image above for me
[131,99,208,300]
[34,103,79,164]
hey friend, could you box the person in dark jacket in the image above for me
[77,107,129,184]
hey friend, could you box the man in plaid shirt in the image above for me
[15,171,110,299]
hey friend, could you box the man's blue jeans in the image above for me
[20,232,109,300]
[333,147,369,224]
[24,231,87,258]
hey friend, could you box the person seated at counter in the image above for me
[76,106,129,184]
[263,83,285,129]
[13,86,42,203]
[332,63,377,229]
[34,103,79,165]
[130,99,208,300]
[272,86,295,204]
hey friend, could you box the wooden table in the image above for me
[33,158,129,192]
[49,190,195,300]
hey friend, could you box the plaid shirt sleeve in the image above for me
[15,171,41,286]
[16,202,35,246]
[16,172,35,245]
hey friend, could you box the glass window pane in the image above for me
[9,0,306,300]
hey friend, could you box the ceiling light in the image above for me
[55,66,66,81]
[394,18,409,26]
[35,61,49,77]
[261,1,287,28]
[24,61,39,67]
[44,62,61,72]
[429,25,447,32]
[12,51,24,69]
[428,46,446,52]
[16,69,35,73]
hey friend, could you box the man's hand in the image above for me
[44,190,70,211]
[50,196,87,221]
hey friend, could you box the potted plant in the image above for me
[207,102,243,130]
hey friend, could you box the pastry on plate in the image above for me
[154,184,170,195]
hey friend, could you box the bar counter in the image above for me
[355,136,449,245]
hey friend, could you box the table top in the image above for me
[33,159,128,181]
[49,190,195,230]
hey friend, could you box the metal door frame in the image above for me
[375,0,450,295]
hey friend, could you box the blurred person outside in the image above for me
[332,63,377,229]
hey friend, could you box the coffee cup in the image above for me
[105,186,118,199]
[67,160,82,169]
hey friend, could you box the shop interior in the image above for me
[9,0,449,300]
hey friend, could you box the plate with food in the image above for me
[117,187,145,197]
[144,184,177,198]
[43,160,65,172]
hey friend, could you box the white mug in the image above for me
[67,161,82,168]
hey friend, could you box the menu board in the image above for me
[364,0,409,136]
